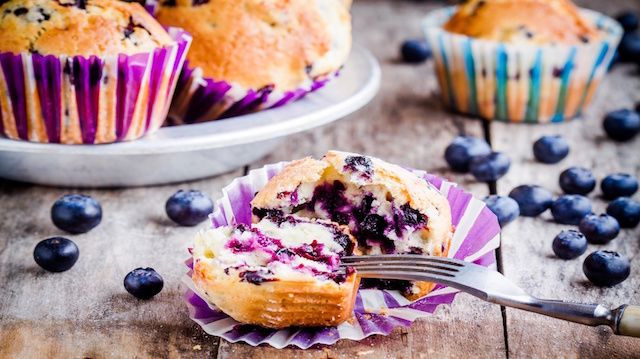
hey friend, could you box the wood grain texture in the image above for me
[0,169,245,357]
[490,15,640,356]
[1,0,639,358]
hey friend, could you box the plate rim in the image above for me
[0,44,380,156]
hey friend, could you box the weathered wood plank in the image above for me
[0,170,245,357]
[217,1,504,357]
[491,60,640,357]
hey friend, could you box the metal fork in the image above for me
[341,254,640,338]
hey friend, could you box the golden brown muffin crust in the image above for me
[443,0,599,45]
[155,0,351,91]
[0,0,173,57]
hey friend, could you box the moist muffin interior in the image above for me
[195,214,355,285]
[252,155,440,297]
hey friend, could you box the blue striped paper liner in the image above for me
[183,162,501,349]
[422,7,622,123]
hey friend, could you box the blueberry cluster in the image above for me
[443,118,638,287]
[34,189,214,300]
[444,135,511,182]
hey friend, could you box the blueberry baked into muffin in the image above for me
[251,151,453,300]
[422,0,622,123]
[0,0,190,143]
[155,0,352,123]
[192,214,360,329]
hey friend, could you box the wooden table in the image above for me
[1,1,639,357]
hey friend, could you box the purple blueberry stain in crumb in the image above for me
[240,270,276,285]
[309,181,352,225]
[191,0,209,5]
[361,278,415,297]
[332,232,353,255]
[328,266,355,284]
[344,155,374,180]
[252,207,284,222]
[401,204,426,227]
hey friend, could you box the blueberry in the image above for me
[400,39,432,63]
[559,167,596,195]
[583,251,630,287]
[607,197,640,228]
[550,195,592,225]
[618,33,640,62]
[51,194,102,234]
[33,237,79,272]
[603,109,640,142]
[469,152,510,182]
[165,190,213,226]
[601,173,638,199]
[552,230,587,260]
[532,135,569,164]
[616,11,639,33]
[483,195,520,227]
[124,268,164,299]
[444,136,491,172]
[578,214,620,244]
[508,185,553,217]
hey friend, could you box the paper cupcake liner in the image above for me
[166,65,338,125]
[183,162,501,349]
[0,28,191,144]
[422,7,622,123]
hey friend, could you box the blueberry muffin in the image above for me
[0,0,189,143]
[192,214,359,328]
[251,151,453,300]
[0,0,173,56]
[422,0,622,123]
[443,0,599,44]
[155,0,352,123]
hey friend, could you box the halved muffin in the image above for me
[251,151,453,300]
[192,214,359,329]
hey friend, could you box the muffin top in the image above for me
[0,0,174,57]
[443,0,599,45]
[155,0,351,91]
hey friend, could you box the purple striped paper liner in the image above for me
[166,66,339,125]
[0,28,191,144]
[183,161,501,349]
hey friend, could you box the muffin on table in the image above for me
[422,0,622,123]
[0,0,190,144]
[155,0,352,124]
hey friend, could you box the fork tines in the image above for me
[339,254,464,278]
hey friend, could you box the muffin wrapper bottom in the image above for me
[167,64,337,124]
[183,162,501,349]
[0,28,191,144]
[422,7,622,123]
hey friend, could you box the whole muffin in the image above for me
[422,0,622,123]
[155,0,352,123]
[0,0,190,144]
[443,0,599,44]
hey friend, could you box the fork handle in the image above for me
[616,305,640,338]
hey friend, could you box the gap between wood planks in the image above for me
[481,118,511,359]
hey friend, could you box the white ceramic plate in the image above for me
[0,45,380,187]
